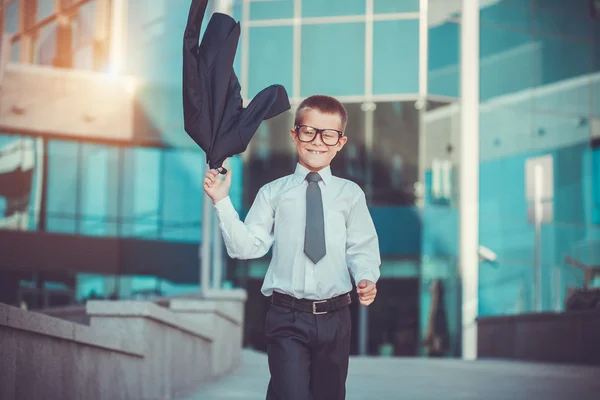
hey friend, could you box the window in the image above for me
[80,144,111,236]
[372,101,419,205]
[374,0,419,14]
[428,22,459,98]
[161,150,204,242]
[249,26,293,99]
[373,20,419,95]
[47,140,79,233]
[0,136,38,231]
[5,0,109,70]
[592,147,600,224]
[301,23,365,97]
[302,0,365,18]
[250,0,293,20]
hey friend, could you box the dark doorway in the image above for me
[350,277,420,356]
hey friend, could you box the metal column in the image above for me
[459,0,480,361]
[201,176,212,294]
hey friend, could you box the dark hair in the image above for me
[294,95,348,131]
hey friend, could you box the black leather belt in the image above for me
[271,291,351,315]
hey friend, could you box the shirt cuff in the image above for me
[354,269,380,285]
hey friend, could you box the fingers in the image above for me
[204,173,216,187]
[356,280,375,295]
[204,169,223,187]
[359,298,375,306]
[359,291,377,306]
[357,280,377,306]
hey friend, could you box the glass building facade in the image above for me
[1,0,599,357]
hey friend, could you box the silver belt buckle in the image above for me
[312,300,328,315]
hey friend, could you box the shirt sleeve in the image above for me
[213,186,275,260]
[346,186,381,284]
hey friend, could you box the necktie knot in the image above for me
[306,172,322,183]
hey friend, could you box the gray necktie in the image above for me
[304,172,326,263]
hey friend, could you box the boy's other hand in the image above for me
[357,280,377,306]
[203,167,232,204]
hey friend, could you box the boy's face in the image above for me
[289,109,347,172]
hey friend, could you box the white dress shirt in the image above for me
[214,163,381,300]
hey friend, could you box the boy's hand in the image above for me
[203,167,232,204]
[357,280,377,306]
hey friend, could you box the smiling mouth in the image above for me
[307,150,326,154]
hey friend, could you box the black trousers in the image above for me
[264,300,352,400]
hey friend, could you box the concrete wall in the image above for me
[169,289,247,378]
[477,310,600,365]
[0,63,136,140]
[0,290,247,400]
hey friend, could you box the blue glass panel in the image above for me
[495,0,532,7]
[592,148,600,224]
[251,0,293,20]
[481,1,531,31]
[480,102,535,160]
[533,0,590,15]
[372,207,421,255]
[248,26,293,99]
[228,155,244,210]
[532,7,593,40]
[302,0,365,17]
[119,149,134,236]
[76,274,107,301]
[374,0,419,14]
[131,148,161,238]
[535,37,591,87]
[301,23,365,97]
[0,136,37,230]
[594,22,600,75]
[161,150,203,242]
[372,102,419,204]
[80,144,110,236]
[47,141,78,233]
[373,20,419,94]
[105,148,120,236]
[593,78,600,118]
[480,25,536,101]
[428,22,459,97]
[232,3,242,21]
[532,73,592,116]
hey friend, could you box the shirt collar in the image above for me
[293,163,332,186]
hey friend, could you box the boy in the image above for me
[203,95,381,400]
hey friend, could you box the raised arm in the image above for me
[205,168,274,259]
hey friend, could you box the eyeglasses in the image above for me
[294,125,344,146]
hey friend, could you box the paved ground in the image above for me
[179,350,600,400]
